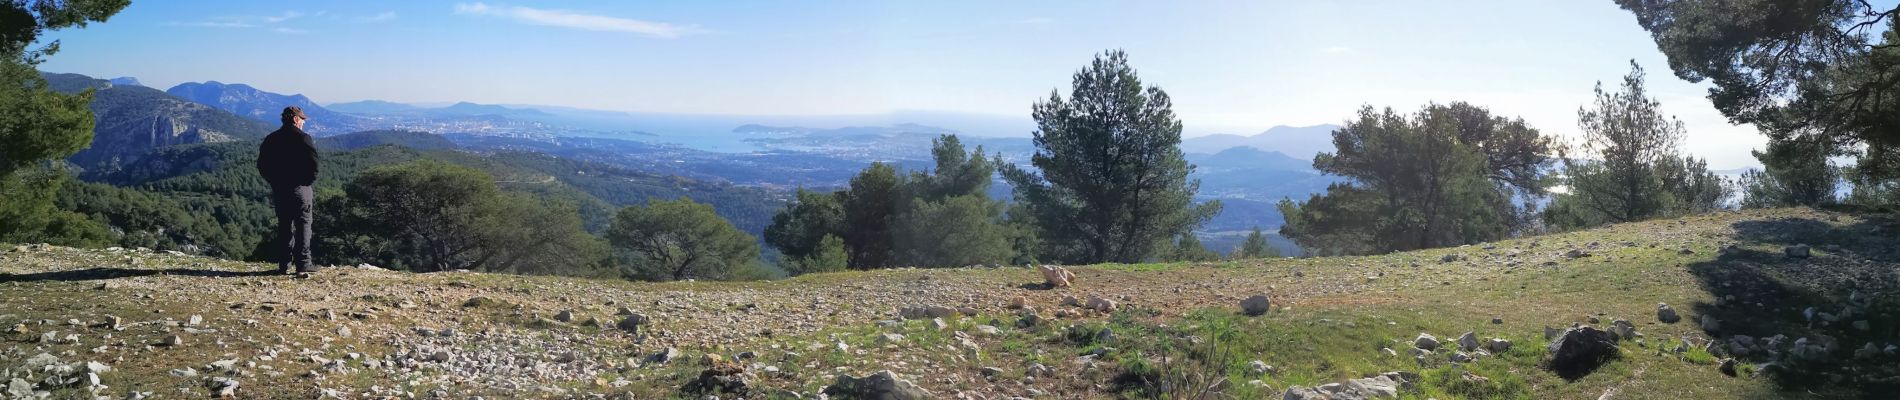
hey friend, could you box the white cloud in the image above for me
[171,10,305,29]
[272,27,309,34]
[453,2,699,38]
[166,21,255,28]
[1321,46,1356,55]
[354,11,398,23]
[263,11,304,23]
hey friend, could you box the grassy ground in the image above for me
[2,207,1896,399]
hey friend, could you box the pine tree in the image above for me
[839,163,904,268]
[608,197,760,281]
[1560,62,1682,223]
[1547,62,1731,228]
[0,0,129,244]
[788,234,848,275]
[764,189,845,264]
[1234,227,1278,259]
[1164,233,1219,262]
[894,135,1018,267]
[1617,1,1900,185]
[1740,138,1838,208]
[1279,102,1551,255]
[342,161,500,272]
[1001,49,1218,264]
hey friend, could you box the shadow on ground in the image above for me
[0,267,278,283]
[1683,211,1900,398]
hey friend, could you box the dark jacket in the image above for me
[257,125,318,186]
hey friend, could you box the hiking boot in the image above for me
[277,264,293,275]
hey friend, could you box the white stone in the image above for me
[1414,333,1439,351]
[1457,331,1479,351]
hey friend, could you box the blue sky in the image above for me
[40,1,1889,169]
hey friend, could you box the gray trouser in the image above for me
[271,184,314,268]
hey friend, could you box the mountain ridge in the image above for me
[165,81,362,134]
[39,72,272,168]
[328,99,552,119]
[1181,124,1340,159]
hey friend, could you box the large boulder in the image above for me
[682,359,750,395]
[1282,386,1327,400]
[822,370,931,400]
[1457,332,1479,352]
[1790,337,1831,361]
[1038,265,1077,288]
[1344,374,1403,398]
[1657,303,1680,323]
[209,377,240,399]
[1241,295,1273,316]
[1785,245,1811,258]
[1546,326,1618,379]
[898,305,958,320]
[1283,371,1415,399]
[617,313,650,333]
[1487,338,1513,353]
[1414,333,1440,351]
[1608,319,1637,341]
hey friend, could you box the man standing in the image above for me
[257,106,319,275]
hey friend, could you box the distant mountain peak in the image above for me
[165,80,359,133]
[1180,123,1341,158]
[1265,123,1336,131]
[35,72,272,168]
[108,77,142,87]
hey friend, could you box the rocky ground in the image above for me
[2,208,1898,399]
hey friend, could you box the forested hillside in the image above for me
[58,131,784,263]
[39,73,271,168]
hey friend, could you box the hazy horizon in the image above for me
[38,1,1887,169]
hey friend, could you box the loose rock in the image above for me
[1240,294,1273,316]
[1785,245,1811,258]
[618,313,650,333]
[1609,319,1637,341]
[208,377,240,399]
[1038,265,1077,288]
[1657,303,1680,323]
[822,370,931,400]
[1414,333,1439,351]
[1546,326,1618,378]
[1457,331,1479,352]
[1085,295,1117,313]
[650,347,681,364]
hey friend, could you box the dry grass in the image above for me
[2,208,1894,399]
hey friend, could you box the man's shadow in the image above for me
[0,267,279,283]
